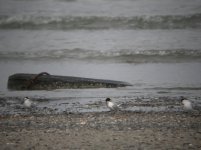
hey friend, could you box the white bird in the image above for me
[180,96,193,110]
[105,98,120,111]
[23,97,35,108]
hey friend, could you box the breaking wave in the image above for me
[0,14,201,30]
[1,49,201,63]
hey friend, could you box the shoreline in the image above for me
[1,111,201,149]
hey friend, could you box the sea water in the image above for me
[0,0,201,114]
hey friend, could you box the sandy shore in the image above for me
[0,111,201,150]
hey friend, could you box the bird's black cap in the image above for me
[105,98,111,102]
[180,96,185,102]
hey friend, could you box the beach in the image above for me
[0,0,201,149]
[1,111,201,150]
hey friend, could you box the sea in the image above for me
[0,0,201,114]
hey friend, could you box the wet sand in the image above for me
[0,111,201,150]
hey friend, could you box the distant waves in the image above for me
[0,14,201,30]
